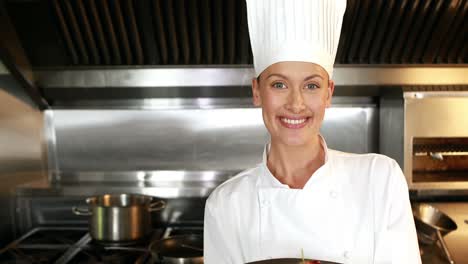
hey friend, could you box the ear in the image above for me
[326,79,335,108]
[252,77,262,106]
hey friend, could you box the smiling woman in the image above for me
[203,0,421,263]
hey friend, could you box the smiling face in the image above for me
[252,61,334,147]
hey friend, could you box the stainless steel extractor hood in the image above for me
[1,0,467,108]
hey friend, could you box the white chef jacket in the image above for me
[204,138,421,264]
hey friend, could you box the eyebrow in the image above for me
[303,74,324,81]
[265,73,324,81]
[265,73,288,80]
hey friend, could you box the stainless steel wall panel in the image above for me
[0,90,45,173]
[52,108,269,172]
[0,84,46,245]
[44,110,59,180]
[48,98,378,179]
[379,97,404,167]
[321,106,378,154]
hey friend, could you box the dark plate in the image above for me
[246,258,341,264]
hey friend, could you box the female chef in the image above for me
[204,0,421,263]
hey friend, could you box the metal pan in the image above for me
[413,203,457,264]
[149,234,203,264]
[247,258,340,264]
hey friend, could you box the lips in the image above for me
[279,116,309,129]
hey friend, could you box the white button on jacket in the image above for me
[204,140,421,264]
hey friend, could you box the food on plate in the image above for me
[301,249,321,264]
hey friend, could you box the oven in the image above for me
[404,90,468,191]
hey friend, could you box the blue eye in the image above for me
[306,83,319,90]
[273,82,287,89]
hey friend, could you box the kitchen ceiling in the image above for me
[4,0,467,68]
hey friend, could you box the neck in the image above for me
[267,135,325,189]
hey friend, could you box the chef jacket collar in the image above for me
[259,135,332,189]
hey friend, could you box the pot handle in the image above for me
[72,206,92,216]
[148,200,166,212]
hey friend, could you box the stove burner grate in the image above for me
[0,225,202,264]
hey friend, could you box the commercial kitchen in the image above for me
[0,0,467,263]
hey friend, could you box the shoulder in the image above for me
[206,164,261,209]
[329,149,406,188]
[330,149,399,172]
[330,150,411,213]
[330,149,395,163]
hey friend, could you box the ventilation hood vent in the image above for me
[4,0,467,67]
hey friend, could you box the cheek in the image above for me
[260,91,283,113]
[305,94,329,115]
[308,96,328,121]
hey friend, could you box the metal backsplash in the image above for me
[0,79,46,246]
[46,97,378,182]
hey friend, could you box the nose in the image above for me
[286,89,306,113]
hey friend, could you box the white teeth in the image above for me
[281,118,306,125]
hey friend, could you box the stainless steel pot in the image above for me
[413,203,457,264]
[73,193,165,243]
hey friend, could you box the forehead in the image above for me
[261,61,329,80]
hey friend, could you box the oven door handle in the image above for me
[72,206,92,216]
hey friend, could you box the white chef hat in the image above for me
[246,0,347,79]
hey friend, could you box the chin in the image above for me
[278,136,309,147]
